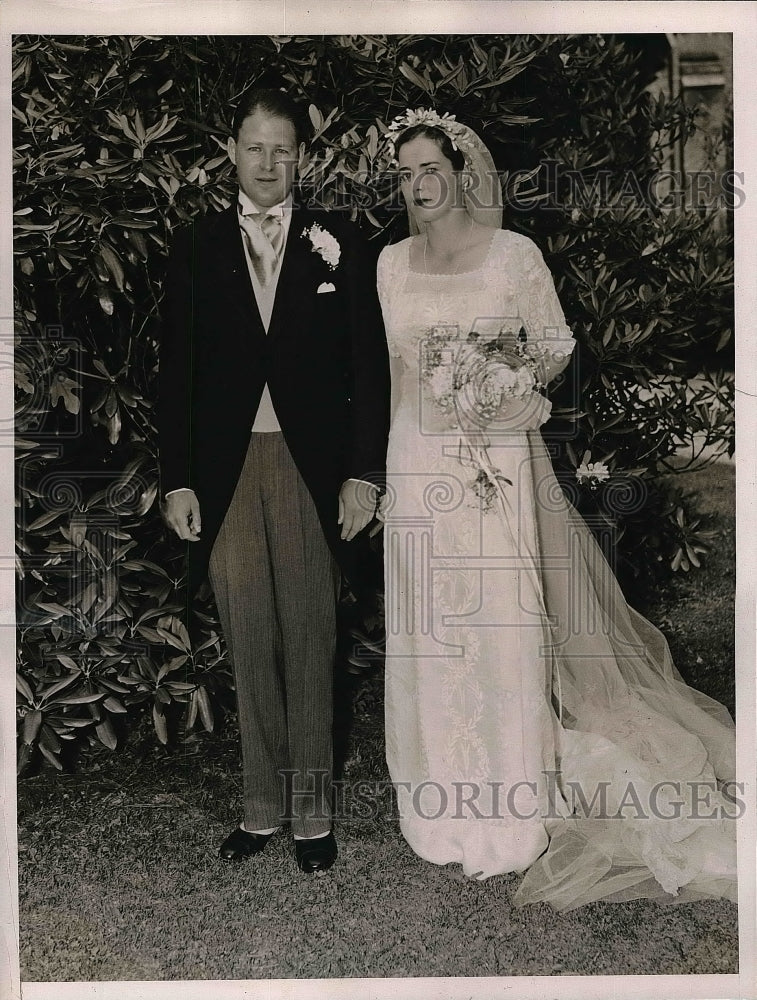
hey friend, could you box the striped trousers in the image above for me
[209,432,338,837]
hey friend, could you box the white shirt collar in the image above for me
[238,190,292,219]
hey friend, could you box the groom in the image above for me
[158,87,390,872]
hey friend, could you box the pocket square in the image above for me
[317,282,336,294]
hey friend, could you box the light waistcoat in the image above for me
[238,190,293,433]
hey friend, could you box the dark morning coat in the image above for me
[157,200,391,597]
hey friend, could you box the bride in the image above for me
[375,109,737,910]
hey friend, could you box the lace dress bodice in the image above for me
[377,229,574,384]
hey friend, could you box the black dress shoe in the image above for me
[218,826,276,862]
[294,831,337,873]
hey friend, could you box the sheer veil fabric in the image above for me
[377,117,737,911]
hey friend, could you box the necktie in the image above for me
[239,211,283,286]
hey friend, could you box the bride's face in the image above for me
[397,135,463,223]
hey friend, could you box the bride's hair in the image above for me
[393,124,466,171]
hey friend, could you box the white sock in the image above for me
[240,823,279,836]
[293,830,331,841]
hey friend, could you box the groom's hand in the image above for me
[163,489,202,542]
[338,479,378,541]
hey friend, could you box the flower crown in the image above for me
[384,108,477,167]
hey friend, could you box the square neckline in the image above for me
[405,227,502,277]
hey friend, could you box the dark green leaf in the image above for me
[152,703,168,744]
[196,686,214,733]
[96,717,118,749]
[23,709,42,745]
[16,674,35,702]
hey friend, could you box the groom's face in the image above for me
[228,109,304,209]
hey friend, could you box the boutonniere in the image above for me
[303,223,341,270]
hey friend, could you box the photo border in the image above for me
[2,3,754,999]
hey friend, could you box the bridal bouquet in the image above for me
[421,323,549,511]
[421,323,547,426]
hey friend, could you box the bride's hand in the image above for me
[485,392,553,432]
[338,479,379,541]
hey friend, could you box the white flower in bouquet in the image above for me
[484,363,518,395]
[477,360,536,413]
[513,364,536,398]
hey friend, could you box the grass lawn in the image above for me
[16,461,738,982]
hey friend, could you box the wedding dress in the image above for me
[376,228,737,911]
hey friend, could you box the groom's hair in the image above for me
[231,87,305,145]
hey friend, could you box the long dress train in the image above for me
[376,229,737,911]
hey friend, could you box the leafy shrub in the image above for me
[14,34,733,770]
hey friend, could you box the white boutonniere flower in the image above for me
[303,223,341,270]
